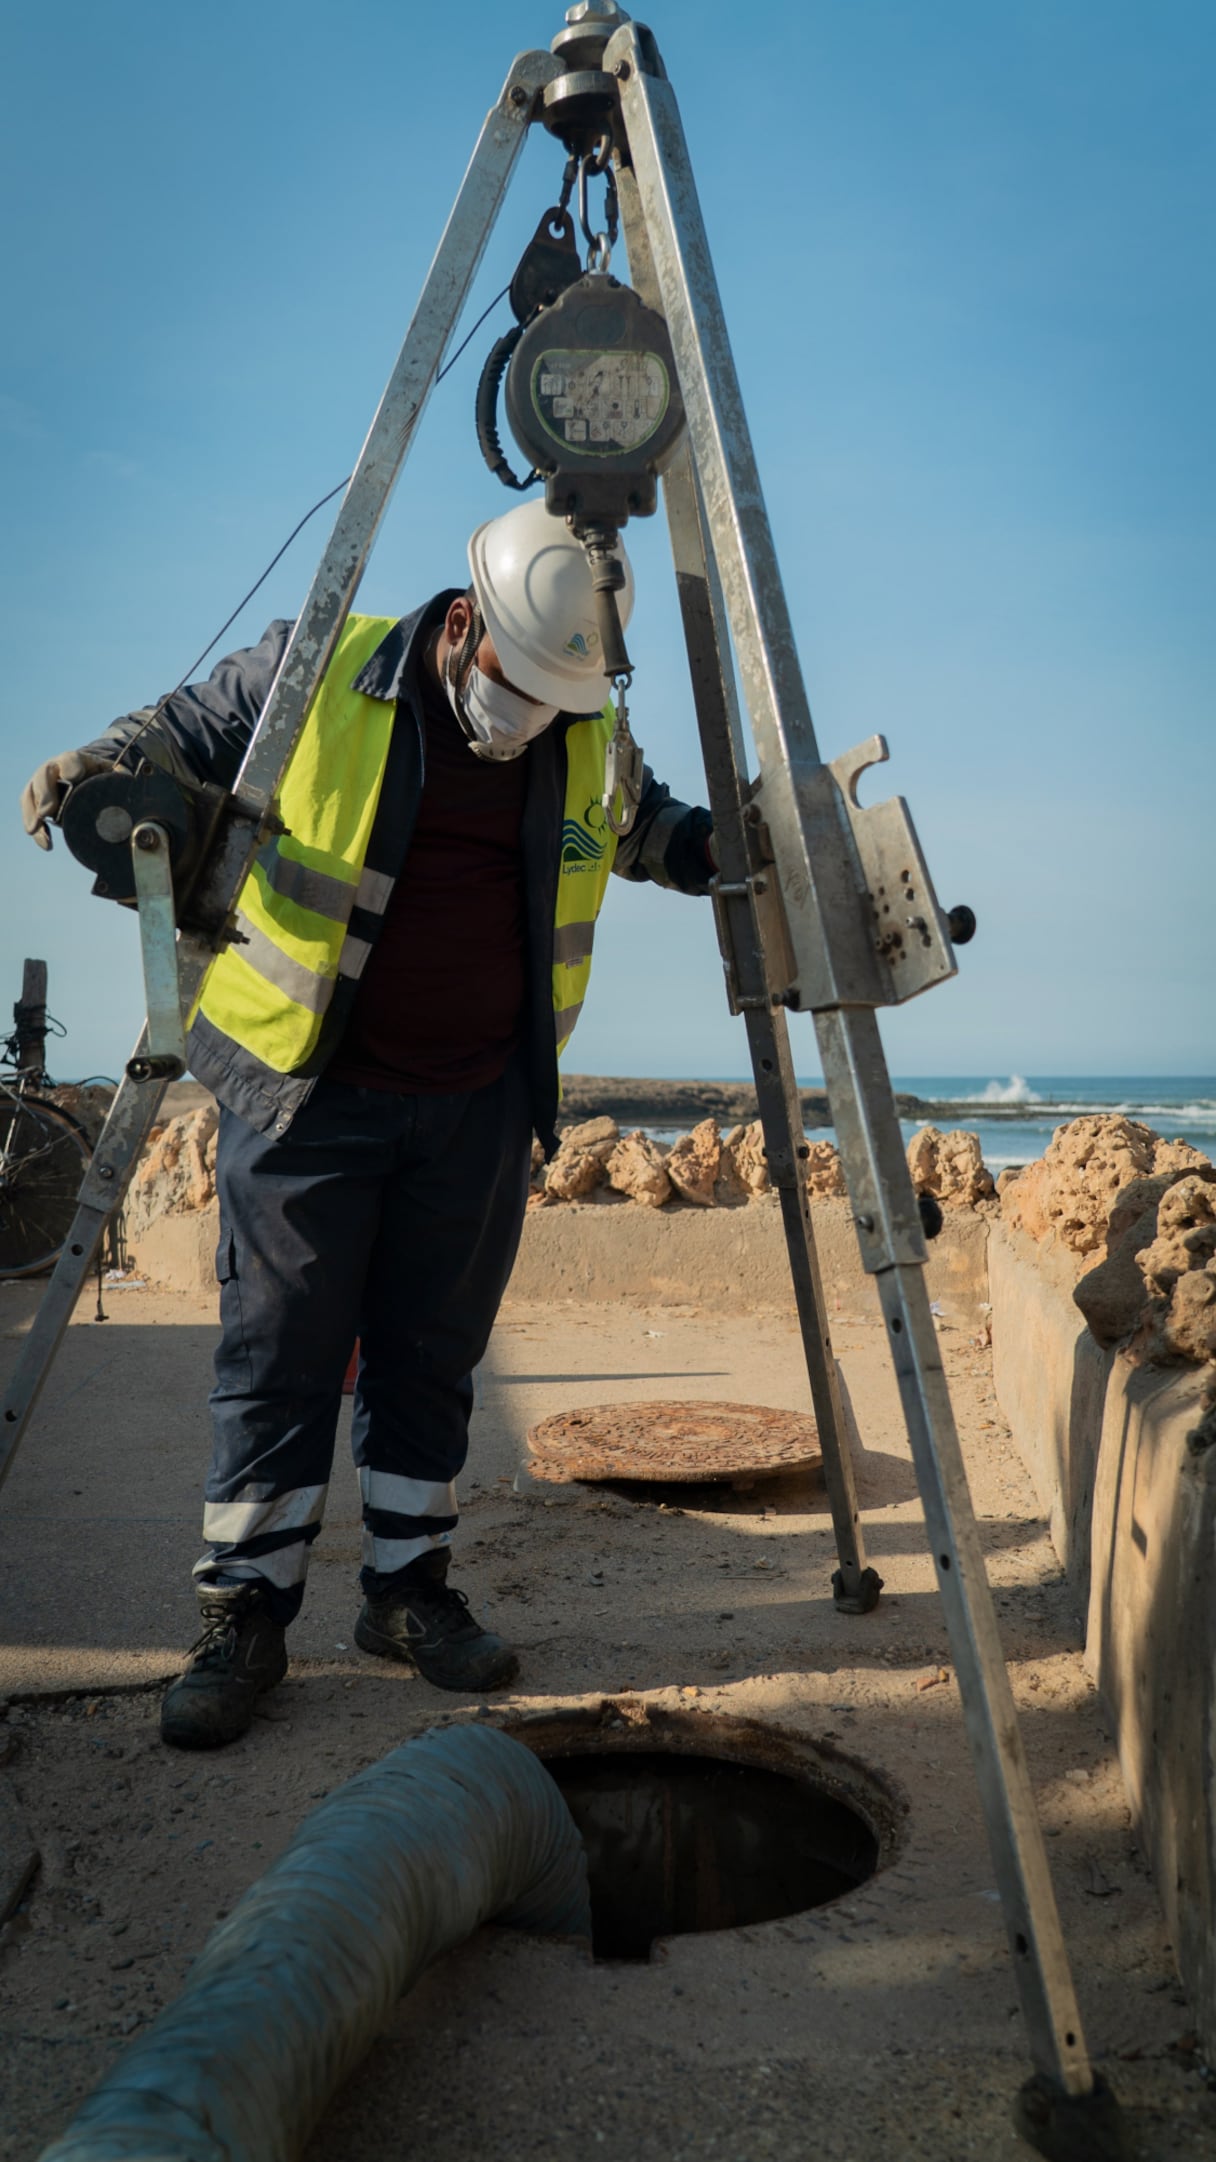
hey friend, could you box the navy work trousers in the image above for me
[195,1062,532,1622]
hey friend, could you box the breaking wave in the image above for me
[963,1076,1042,1106]
[1041,1100,1216,1123]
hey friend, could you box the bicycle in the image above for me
[0,1016,94,1282]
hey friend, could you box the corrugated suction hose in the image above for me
[40,1722,590,2162]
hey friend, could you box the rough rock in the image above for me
[1141,1174,1216,1335]
[907,1126,995,1210]
[664,1119,721,1208]
[1001,1114,1205,1264]
[718,1122,770,1201]
[47,1082,113,1145]
[804,1141,847,1199]
[556,1116,620,1153]
[544,1116,620,1202]
[605,1131,673,1208]
[125,1105,219,1236]
[1075,1166,1216,1363]
[526,1137,551,1208]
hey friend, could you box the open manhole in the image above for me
[525,1400,823,1490]
[509,1703,903,1962]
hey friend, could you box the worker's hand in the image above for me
[20,749,110,851]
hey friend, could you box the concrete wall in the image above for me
[989,1219,1216,2056]
[1087,1357,1216,2056]
[129,1192,991,1328]
[506,1195,990,1327]
[989,1222,1113,1614]
[128,1208,221,1301]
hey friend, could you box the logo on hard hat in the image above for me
[563,627,600,659]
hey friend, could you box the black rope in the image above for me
[113,281,513,768]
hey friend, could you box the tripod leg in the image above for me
[616,170,876,1605]
[660,439,879,1611]
[192,46,561,922]
[178,55,558,1002]
[821,1008,1095,2093]
[1,52,562,1501]
[612,25,1121,2133]
[0,1037,166,1493]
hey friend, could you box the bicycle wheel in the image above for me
[0,1096,92,1279]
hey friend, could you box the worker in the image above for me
[22,498,716,1750]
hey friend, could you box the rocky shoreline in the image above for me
[126,1101,1215,1401]
[155,1073,1030,1130]
[541,1074,1021,1129]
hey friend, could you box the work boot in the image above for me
[160,1585,288,1750]
[355,1552,518,1693]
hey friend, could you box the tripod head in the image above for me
[474,36,684,837]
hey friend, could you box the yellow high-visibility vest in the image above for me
[194,614,617,1074]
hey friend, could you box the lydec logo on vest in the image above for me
[561,797,608,874]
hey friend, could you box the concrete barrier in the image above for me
[989,1222,1113,1614]
[989,1218,1216,2057]
[129,1192,992,1327]
[1087,1356,1216,2058]
[506,1195,990,1326]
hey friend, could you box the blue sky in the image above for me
[2,0,1212,1083]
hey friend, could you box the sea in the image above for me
[859,1076,1213,1174]
[651,1078,1216,1174]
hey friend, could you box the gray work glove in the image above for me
[21,749,110,851]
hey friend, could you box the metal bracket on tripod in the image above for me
[0,8,1126,2151]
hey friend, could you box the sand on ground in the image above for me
[0,1277,1212,2160]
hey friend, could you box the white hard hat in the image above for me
[468,497,635,715]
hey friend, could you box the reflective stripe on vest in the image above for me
[553,707,617,1057]
[195,634,618,1078]
[193,615,399,1072]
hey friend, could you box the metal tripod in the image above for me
[1,8,1124,2151]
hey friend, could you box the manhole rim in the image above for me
[525,1398,824,1486]
[501,1699,910,1870]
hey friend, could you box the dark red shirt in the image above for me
[328,665,529,1094]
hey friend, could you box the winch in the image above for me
[476,131,686,833]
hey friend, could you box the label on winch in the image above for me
[531,347,671,457]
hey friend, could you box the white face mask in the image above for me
[445,657,558,763]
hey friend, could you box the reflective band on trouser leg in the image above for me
[194,1482,328,1592]
[359,1467,458,1577]
[552,710,618,1058]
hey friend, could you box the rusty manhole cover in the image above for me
[525,1401,822,1486]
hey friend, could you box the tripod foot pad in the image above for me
[1013,2071,1130,2161]
[831,1565,883,1615]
